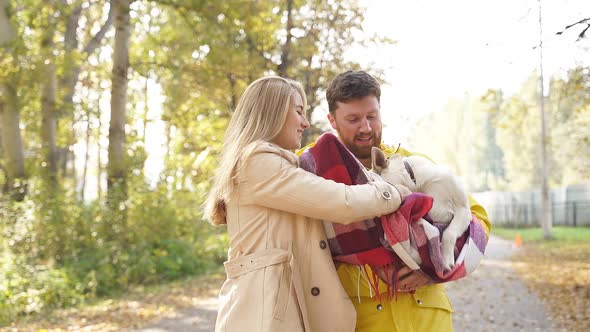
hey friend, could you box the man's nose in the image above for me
[359,118,372,132]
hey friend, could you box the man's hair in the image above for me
[326,70,381,114]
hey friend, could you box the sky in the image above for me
[342,0,590,145]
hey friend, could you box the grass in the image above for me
[492,225,590,244]
[492,226,590,332]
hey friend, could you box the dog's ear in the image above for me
[371,147,388,173]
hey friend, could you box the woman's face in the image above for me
[272,92,309,150]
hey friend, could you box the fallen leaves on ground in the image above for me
[7,242,589,332]
[4,271,226,331]
[511,242,590,332]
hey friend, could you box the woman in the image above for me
[204,76,410,332]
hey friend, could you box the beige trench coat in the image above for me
[215,142,404,332]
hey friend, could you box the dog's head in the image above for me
[370,147,413,188]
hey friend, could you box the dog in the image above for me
[370,147,471,271]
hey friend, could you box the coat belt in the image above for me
[224,248,290,278]
[223,248,311,332]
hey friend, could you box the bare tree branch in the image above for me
[577,24,590,40]
[556,17,590,40]
[83,0,114,57]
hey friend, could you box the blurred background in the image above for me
[0,0,588,327]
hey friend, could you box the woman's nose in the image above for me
[302,117,310,129]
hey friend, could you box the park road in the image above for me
[135,235,562,332]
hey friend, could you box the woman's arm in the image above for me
[239,144,405,224]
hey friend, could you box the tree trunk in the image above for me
[277,0,294,77]
[0,124,4,179]
[107,0,131,204]
[0,85,26,201]
[97,103,103,201]
[0,0,12,42]
[537,0,553,239]
[80,105,92,202]
[60,0,114,116]
[59,0,113,181]
[41,27,58,184]
[0,0,26,201]
[59,2,81,181]
[59,1,81,117]
[227,73,237,110]
[141,74,149,145]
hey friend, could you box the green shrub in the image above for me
[0,252,85,324]
[0,181,228,321]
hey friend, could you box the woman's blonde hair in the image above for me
[203,76,307,225]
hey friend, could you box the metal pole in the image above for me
[538,0,553,239]
[573,202,577,227]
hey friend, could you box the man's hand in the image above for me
[375,265,432,292]
[396,266,432,292]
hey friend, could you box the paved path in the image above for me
[135,235,561,332]
[446,235,561,332]
[132,297,217,332]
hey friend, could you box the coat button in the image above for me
[311,287,320,296]
[376,304,383,311]
[416,299,423,305]
[319,240,327,249]
[382,191,391,199]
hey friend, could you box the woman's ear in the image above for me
[371,147,388,173]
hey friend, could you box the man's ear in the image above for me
[371,147,388,173]
[327,113,337,130]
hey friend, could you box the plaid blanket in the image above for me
[299,133,488,300]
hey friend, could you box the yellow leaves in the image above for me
[512,242,590,331]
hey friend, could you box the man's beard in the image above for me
[336,130,382,160]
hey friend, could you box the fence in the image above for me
[472,183,590,227]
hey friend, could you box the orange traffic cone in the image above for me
[514,233,523,247]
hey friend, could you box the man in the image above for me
[303,70,491,331]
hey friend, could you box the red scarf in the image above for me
[299,133,488,301]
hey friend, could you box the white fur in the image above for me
[370,147,471,271]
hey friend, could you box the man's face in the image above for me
[328,95,382,161]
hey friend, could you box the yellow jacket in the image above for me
[297,141,491,332]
